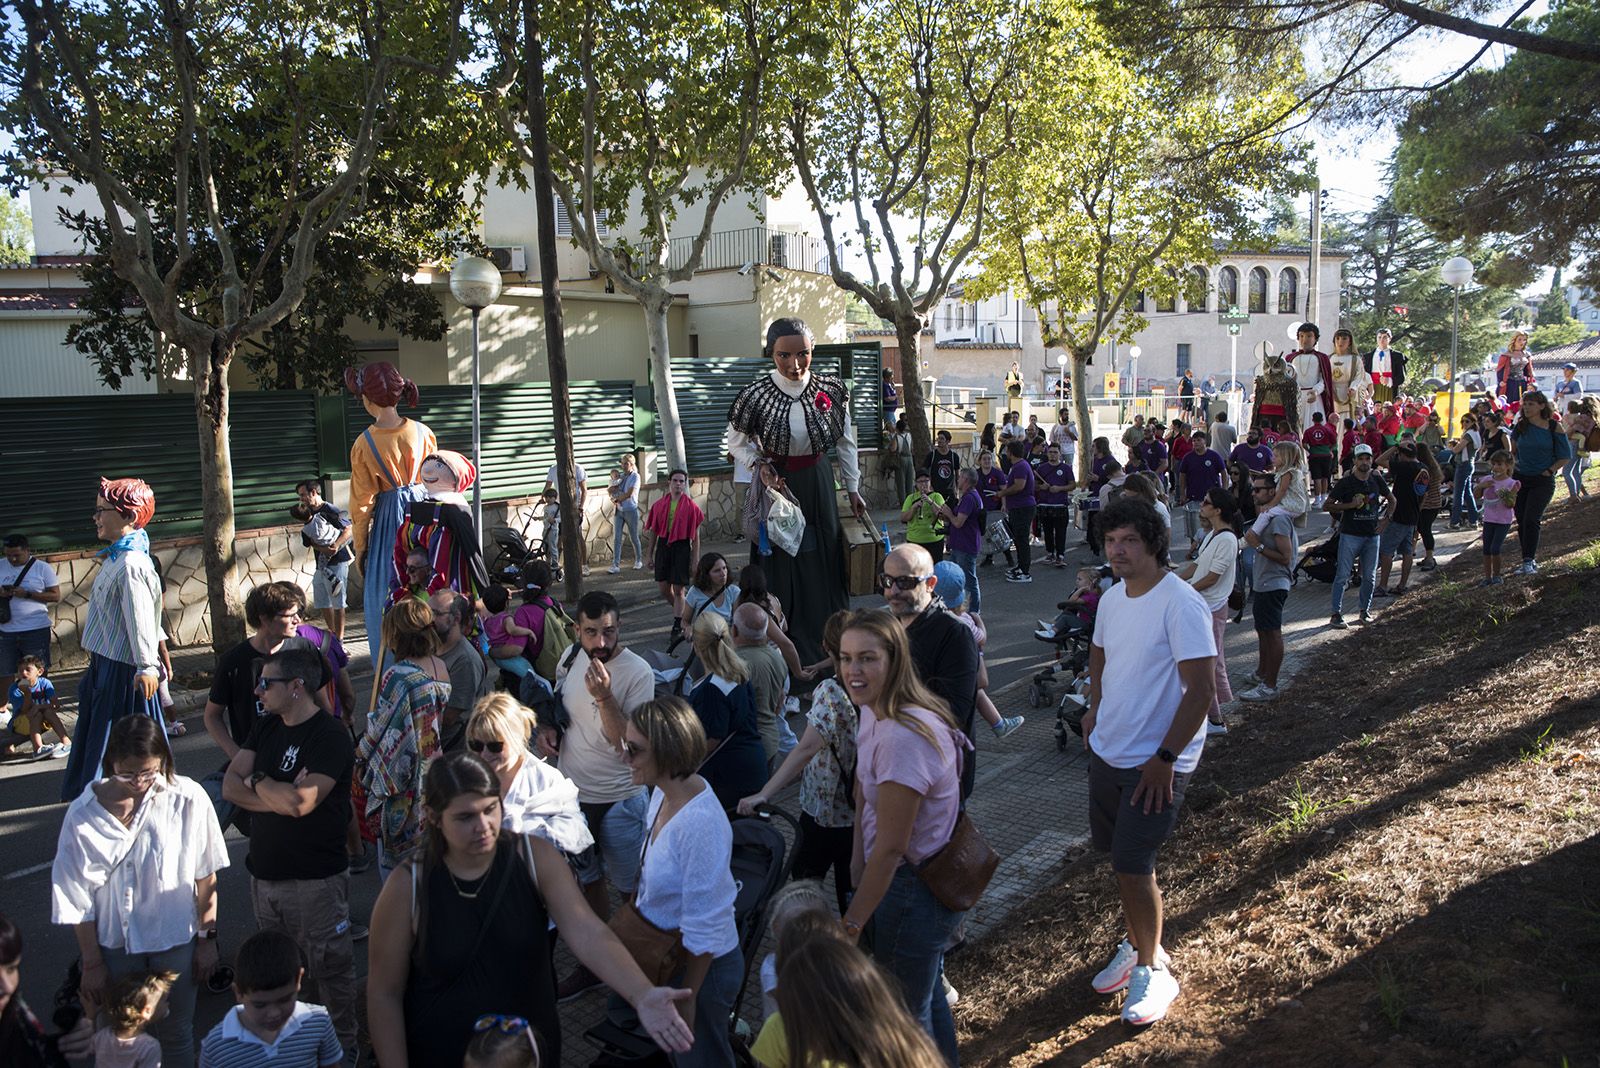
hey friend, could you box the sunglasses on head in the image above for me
[473,1016,541,1066]
[466,739,507,755]
[880,573,930,591]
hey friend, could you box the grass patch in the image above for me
[1519,723,1558,764]
[1375,962,1406,1031]
[1268,778,1354,837]
[1568,538,1600,572]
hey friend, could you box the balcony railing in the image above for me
[666,226,832,275]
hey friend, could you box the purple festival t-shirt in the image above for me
[1231,442,1275,473]
[1005,460,1037,509]
[945,488,983,555]
[1035,461,1074,505]
[1177,449,1226,502]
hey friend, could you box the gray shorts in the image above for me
[1088,752,1191,875]
[1379,521,1417,558]
[311,561,350,609]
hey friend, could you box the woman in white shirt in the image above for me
[623,697,742,1068]
[1450,413,1484,528]
[52,715,228,1068]
[465,693,593,856]
[1177,489,1241,735]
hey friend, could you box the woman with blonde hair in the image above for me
[358,597,450,878]
[465,694,592,856]
[835,610,967,1063]
[687,613,767,810]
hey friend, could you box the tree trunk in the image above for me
[643,291,687,473]
[895,315,932,461]
[1072,347,1094,484]
[192,338,246,653]
[524,0,584,604]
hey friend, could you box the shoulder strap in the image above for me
[13,556,37,586]
[361,430,403,492]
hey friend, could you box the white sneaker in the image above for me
[1121,964,1180,1025]
[1237,683,1278,702]
[940,972,959,1006]
[1092,939,1172,994]
[633,561,644,570]
[607,565,621,574]
[1206,720,1228,736]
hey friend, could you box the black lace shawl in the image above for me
[727,372,850,457]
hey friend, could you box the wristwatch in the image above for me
[1156,748,1177,764]
[248,771,268,788]
[197,928,218,941]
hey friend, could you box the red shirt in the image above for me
[1302,424,1336,453]
[1170,435,1194,464]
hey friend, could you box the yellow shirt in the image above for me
[348,419,437,558]
[751,1013,846,1068]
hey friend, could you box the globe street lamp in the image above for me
[449,256,503,533]
[1441,255,1475,427]
[1128,345,1141,401]
[1056,351,1068,403]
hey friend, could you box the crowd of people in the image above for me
[1,319,1592,1068]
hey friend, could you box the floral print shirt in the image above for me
[801,679,858,828]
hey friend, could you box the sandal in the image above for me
[166,720,187,737]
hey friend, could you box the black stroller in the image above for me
[488,512,562,587]
[585,805,800,1067]
[1295,528,1357,586]
[1030,608,1096,752]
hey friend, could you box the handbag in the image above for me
[915,810,999,912]
[607,898,686,985]
[1584,427,1600,453]
[764,488,807,557]
[0,556,38,626]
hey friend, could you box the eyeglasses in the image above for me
[467,739,507,755]
[473,1016,540,1066]
[92,507,124,517]
[111,769,160,786]
[406,564,430,574]
[880,573,931,591]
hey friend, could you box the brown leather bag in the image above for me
[607,897,685,985]
[915,811,1000,912]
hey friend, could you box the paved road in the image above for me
[0,510,1485,1062]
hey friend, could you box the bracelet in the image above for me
[842,918,863,937]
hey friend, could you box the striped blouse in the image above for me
[80,550,164,676]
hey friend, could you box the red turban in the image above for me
[99,477,157,529]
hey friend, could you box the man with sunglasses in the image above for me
[881,544,980,798]
[221,646,359,1060]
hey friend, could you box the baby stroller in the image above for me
[488,512,562,586]
[1295,528,1356,586]
[585,805,800,1067]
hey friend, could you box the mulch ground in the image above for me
[951,494,1600,1067]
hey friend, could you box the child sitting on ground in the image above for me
[1473,449,1520,587]
[1248,439,1311,537]
[478,583,539,678]
[934,562,1024,738]
[464,1015,545,1068]
[92,969,176,1068]
[200,929,343,1068]
[0,655,72,759]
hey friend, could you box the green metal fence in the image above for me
[340,380,639,499]
[11,391,322,551]
[653,342,883,474]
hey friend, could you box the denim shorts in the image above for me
[0,627,51,674]
[1252,587,1288,633]
[1089,752,1191,875]
[1379,521,1417,558]
[310,561,350,609]
[572,787,649,893]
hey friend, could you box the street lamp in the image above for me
[449,255,503,533]
[1056,352,1068,402]
[1128,345,1141,400]
[1441,255,1475,427]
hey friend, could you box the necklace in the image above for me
[446,863,490,900]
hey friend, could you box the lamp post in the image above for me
[1056,351,1068,403]
[1128,345,1141,404]
[449,256,503,533]
[1441,256,1475,428]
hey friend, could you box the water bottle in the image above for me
[880,523,892,555]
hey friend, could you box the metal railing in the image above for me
[666,226,832,274]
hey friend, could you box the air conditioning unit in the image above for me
[485,245,527,273]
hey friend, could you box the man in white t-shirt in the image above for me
[1049,408,1079,468]
[1082,496,1216,1027]
[534,590,654,1000]
[1,534,62,697]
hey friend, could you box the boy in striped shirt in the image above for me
[200,930,343,1068]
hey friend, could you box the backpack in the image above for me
[533,597,577,682]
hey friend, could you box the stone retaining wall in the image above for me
[37,452,902,667]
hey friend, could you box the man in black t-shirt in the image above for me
[923,430,959,499]
[221,646,358,1056]
[1374,439,1423,598]
[1325,445,1394,628]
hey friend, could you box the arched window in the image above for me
[1186,267,1209,313]
[1132,291,1147,313]
[1278,267,1299,315]
[1248,266,1268,314]
[1154,270,1177,313]
[1218,266,1239,311]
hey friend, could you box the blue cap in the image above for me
[933,560,968,609]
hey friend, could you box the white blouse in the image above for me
[501,754,594,856]
[635,783,739,957]
[52,775,229,954]
[724,370,861,492]
[1189,529,1239,611]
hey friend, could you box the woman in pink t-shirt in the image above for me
[836,611,968,1064]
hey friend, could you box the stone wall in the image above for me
[38,451,903,665]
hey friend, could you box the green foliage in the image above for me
[1393,0,1600,286]
[0,194,29,264]
[1536,279,1575,327]
[1530,320,1590,353]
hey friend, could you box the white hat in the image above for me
[1352,444,1374,456]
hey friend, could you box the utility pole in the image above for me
[1307,181,1324,324]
